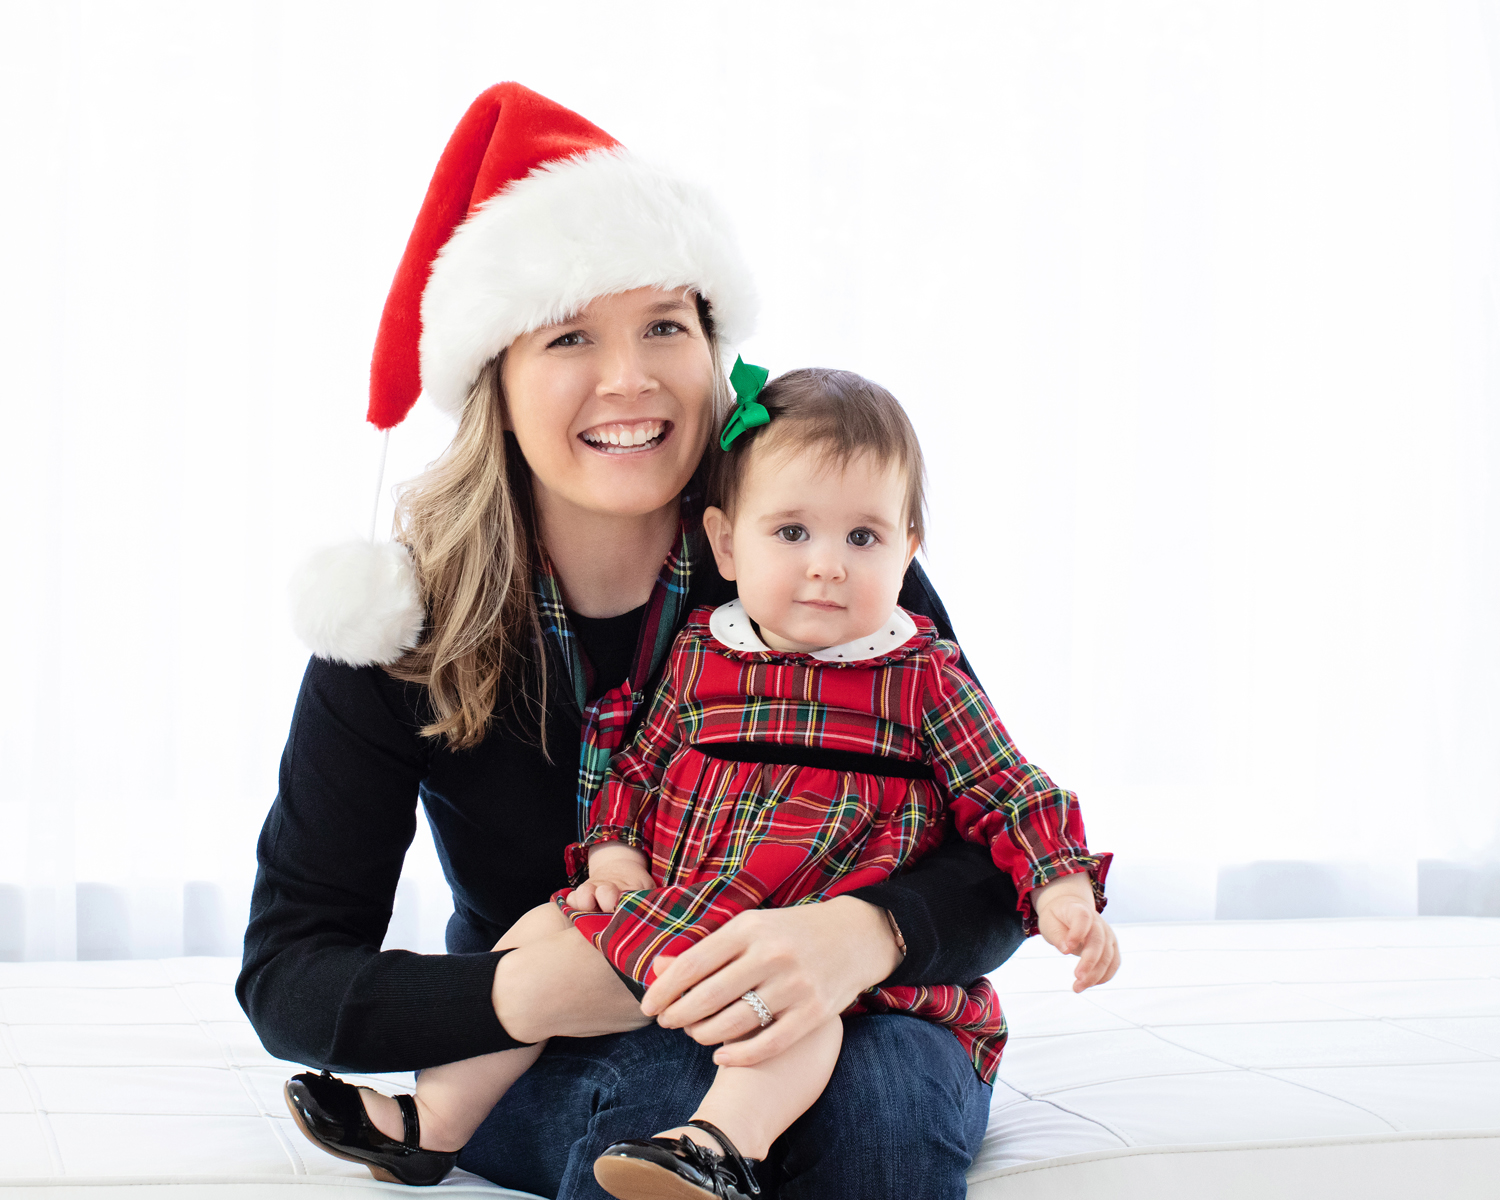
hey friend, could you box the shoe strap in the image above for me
[395,1093,421,1151]
[685,1119,760,1196]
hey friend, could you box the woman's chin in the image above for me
[575,463,699,518]
[580,481,690,521]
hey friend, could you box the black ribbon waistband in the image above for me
[694,740,935,780]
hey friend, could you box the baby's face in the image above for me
[704,444,917,653]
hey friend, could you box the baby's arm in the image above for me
[921,644,1118,991]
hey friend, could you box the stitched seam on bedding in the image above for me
[163,972,306,1176]
[0,1019,65,1175]
[1045,982,1403,1133]
[1372,1016,1500,1060]
[992,993,1135,1147]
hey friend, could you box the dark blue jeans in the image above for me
[456,1013,990,1199]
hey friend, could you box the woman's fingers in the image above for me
[641,923,753,1016]
[654,950,768,1029]
[709,1002,824,1068]
[677,979,789,1046]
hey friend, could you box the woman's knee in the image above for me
[772,1015,991,1200]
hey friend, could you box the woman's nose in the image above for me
[596,341,655,402]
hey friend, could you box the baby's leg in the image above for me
[660,1015,844,1161]
[363,902,636,1152]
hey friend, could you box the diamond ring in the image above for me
[741,990,774,1027]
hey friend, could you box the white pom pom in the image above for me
[289,540,425,667]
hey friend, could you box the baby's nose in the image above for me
[807,554,848,581]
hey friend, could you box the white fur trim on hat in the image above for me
[419,148,758,419]
[289,540,425,667]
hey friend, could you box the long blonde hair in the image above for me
[390,296,731,750]
[388,356,544,749]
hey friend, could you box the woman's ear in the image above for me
[702,507,737,580]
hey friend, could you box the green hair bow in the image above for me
[719,356,771,451]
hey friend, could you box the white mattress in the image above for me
[2,918,1496,1198]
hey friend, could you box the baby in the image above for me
[287,366,1117,1200]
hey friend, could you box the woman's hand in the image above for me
[639,896,903,1068]
[1031,872,1120,992]
[566,841,654,914]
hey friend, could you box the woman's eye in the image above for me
[775,525,809,543]
[548,330,586,348]
[848,528,878,548]
[647,320,686,337]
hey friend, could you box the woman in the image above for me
[239,83,1024,1200]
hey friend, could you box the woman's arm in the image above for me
[236,657,520,1074]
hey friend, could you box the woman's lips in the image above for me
[579,419,671,454]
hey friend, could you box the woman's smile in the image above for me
[578,418,673,454]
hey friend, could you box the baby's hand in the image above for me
[566,841,654,914]
[1031,872,1120,993]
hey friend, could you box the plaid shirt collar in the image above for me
[702,599,932,667]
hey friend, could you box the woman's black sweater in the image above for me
[237,561,1024,1074]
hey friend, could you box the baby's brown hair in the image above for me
[707,368,927,547]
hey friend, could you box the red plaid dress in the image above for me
[556,602,1110,1082]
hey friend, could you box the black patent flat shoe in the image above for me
[594,1118,762,1200]
[283,1070,457,1186]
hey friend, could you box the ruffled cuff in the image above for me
[1014,851,1113,936]
[562,824,647,886]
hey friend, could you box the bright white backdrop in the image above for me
[2,0,1497,960]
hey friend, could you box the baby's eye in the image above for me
[847,528,878,547]
[548,330,586,348]
[775,525,809,544]
[647,320,686,337]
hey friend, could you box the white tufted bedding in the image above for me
[1,918,1496,1198]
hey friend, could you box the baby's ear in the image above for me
[702,507,738,580]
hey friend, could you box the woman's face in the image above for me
[501,287,715,523]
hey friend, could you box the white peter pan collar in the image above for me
[708,598,918,662]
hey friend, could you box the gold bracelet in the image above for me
[883,908,907,961]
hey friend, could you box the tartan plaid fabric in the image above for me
[536,522,696,839]
[558,604,1111,1082]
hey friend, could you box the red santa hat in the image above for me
[291,83,758,666]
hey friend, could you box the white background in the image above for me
[2,0,1497,958]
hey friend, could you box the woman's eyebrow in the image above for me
[645,299,694,315]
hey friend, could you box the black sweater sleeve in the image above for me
[236,658,518,1073]
[845,561,1029,986]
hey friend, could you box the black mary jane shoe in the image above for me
[283,1070,457,1186]
[593,1118,762,1200]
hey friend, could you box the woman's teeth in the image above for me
[580,421,667,452]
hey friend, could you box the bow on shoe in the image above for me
[594,1118,762,1200]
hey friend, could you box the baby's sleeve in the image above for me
[562,660,684,883]
[920,642,1111,933]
